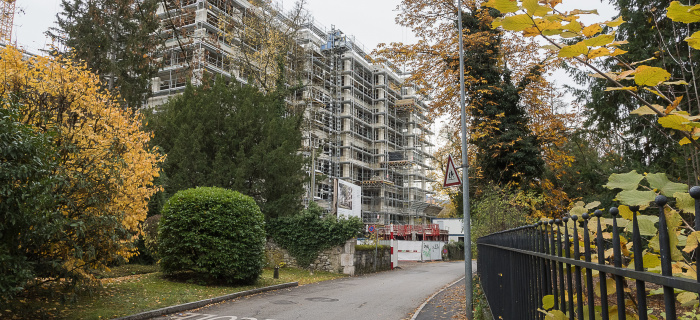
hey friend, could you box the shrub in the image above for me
[470,184,535,258]
[158,187,265,284]
[267,202,363,268]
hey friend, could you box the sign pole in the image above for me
[457,0,473,318]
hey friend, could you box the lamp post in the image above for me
[457,0,473,318]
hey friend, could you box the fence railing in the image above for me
[477,194,699,320]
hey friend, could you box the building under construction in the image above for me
[149,0,441,225]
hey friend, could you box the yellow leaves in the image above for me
[582,23,602,37]
[667,1,700,24]
[685,30,700,50]
[683,231,700,253]
[483,0,520,14]
[634,65,672,86]
[584,34,615,47]
[0,46,163,265]
[605,86,637,92]
[605,16,626,27]
[558,41,588,58]
[658,114,693,131]
[587,47,610,59]
[631,104,664,116]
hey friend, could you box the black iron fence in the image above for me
[477,194,700,320]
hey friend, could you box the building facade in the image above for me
[150,0,439,224]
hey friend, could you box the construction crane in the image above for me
[0,0,15,43]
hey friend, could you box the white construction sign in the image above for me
[335,179,361,218]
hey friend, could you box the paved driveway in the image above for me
[157,261,469,320]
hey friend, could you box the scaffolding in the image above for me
[0,0,15,44]
[148,0,438,224]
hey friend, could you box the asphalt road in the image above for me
[156,261,472,320]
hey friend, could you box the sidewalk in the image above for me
[413,278,467,320]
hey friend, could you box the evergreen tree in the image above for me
[460,7,545,187]
[147,76,308,218]
[48,0,162,110]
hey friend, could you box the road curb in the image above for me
[410,276,465,320]
[113,282,299,320]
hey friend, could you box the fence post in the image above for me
[594,210,609,320]
[690,186,700,285]
[581,213,595,320]
[549,219,560,310]
[655,195,677,320]
[563,216,574,320]
[609,207,625,320]
[630,205,648,320]
[571,215,584,320]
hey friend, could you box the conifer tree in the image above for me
[147,76,308,218]
[49,0,162,110]
[461,6,545,186]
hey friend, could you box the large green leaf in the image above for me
[500,14,535,31]
[615,190,656,206]
[637,218,658,236]
[604,170,643,190]
[523,0,551,16]
[673,192,695,213]
[646,173,688,196]
[584,34,614,47]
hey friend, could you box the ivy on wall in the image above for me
[267,202,363,267]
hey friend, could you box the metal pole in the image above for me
[457,1,473,319]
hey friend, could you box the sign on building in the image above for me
[334,179,361,218]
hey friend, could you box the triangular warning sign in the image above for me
[443,154,462,187]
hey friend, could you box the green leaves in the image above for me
[646,173,688,196]
[558,41,588,58]
[615,190,656,206]
[500,14,535,31]
[604,171,644,190]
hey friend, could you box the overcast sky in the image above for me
[14,0,615,54]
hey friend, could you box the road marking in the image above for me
[169,312,276,320]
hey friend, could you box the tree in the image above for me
[48,0,162,110]
[0,46,163,288]
[379,0,573,216]
[147,76,307,218]
[458,7,545,187]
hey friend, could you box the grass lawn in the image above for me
[4,265,346,320]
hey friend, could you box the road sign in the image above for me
[368,225,375,233]
[443,154,462,187]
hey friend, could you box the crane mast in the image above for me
[0,0,15,43]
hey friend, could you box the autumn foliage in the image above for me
[0,46,162,291]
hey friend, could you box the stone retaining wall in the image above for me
[354,247,391,275]
[265,239,390,276]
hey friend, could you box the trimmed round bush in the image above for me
[158,187,265,284]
